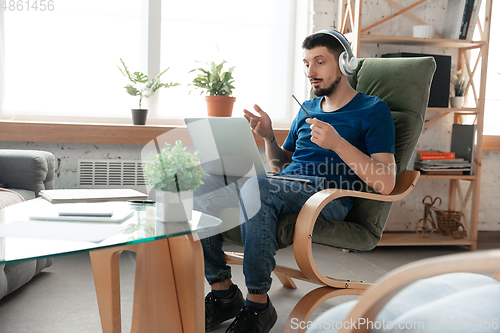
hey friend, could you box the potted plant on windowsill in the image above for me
[118,58,180,125]
[189,60,236,117]
[142,140,205,222]
[450,69,467,109]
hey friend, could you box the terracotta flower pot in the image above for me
[205,96,236,117]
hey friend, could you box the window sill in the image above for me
[0,120,290,147]
[484,135,500,151]
[1,119,498,151]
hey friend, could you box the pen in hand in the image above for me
[292,95,313,119]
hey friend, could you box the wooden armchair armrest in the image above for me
[293,170,420,287]
[337,249,500,333]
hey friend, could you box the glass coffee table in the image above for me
[0,198,222,333]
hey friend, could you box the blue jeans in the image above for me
[194,174,350,295]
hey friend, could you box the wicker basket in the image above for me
[434,210,466,238]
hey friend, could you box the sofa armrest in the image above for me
[0,150,56,196]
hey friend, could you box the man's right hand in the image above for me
[243,104,274,142]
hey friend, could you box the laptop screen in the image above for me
[185,118,267,178]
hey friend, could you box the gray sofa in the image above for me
[0,150,56,300]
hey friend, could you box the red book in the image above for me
[417,151,456,160]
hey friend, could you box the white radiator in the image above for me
[77,159,148,191]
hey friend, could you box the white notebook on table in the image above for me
[40,188,148,204]
[29,202,135,223]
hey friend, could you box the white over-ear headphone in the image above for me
[311,30,358,76]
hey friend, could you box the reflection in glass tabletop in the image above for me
[0,198,222,264]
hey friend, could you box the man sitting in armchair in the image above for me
[195,30,396,333]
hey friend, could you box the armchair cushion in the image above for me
[221,211,379,250]
[349,58,432,176]
[0,150,56,198]
[306,273,500,333]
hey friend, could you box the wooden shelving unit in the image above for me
[338,0,493,250]
[346,33,487,49]
[379,232,475,247]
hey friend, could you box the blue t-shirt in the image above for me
[281,92,395,207]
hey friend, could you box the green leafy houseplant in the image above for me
[118,58,180,109]
[189,60,236,117]
[143,141,205,193]
[189,60,235,96]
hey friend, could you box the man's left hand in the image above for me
[305,118,342,151]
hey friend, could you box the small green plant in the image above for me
[453,70,468,97]
[189,60,235,96]
[143,140,205,193]
[118,58,180,109]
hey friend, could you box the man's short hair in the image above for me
[302,32,344,59]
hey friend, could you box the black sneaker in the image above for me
[205,285,245,332]
[225,297,277,333]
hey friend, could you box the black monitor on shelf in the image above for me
[382,52,451,108]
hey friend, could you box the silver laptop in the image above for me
[184,117,309,182]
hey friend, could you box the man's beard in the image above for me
[312,75,342,97]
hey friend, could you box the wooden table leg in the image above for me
[90,238,185,333]
[90,234,206,333]
[169,234,205,333]
[90,247,125,333]
[129,238,183,333]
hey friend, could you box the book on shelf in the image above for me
[416,164,471,175]
[466,0,482,40]
[441,0,468,39]
[415,158,471,175]
[40,188,148,204]
[416,159,470,167]
[419,169,468,175]
[417,151,456,160]
[459,0,476,39]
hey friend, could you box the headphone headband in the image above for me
[310,29,358,76]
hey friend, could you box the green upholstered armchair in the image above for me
[222,57,436,294]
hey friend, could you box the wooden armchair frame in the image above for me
[225,169,420,331]
[336,249,500,333]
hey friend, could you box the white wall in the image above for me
[0,141,146,190]
[1,0,499,231]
